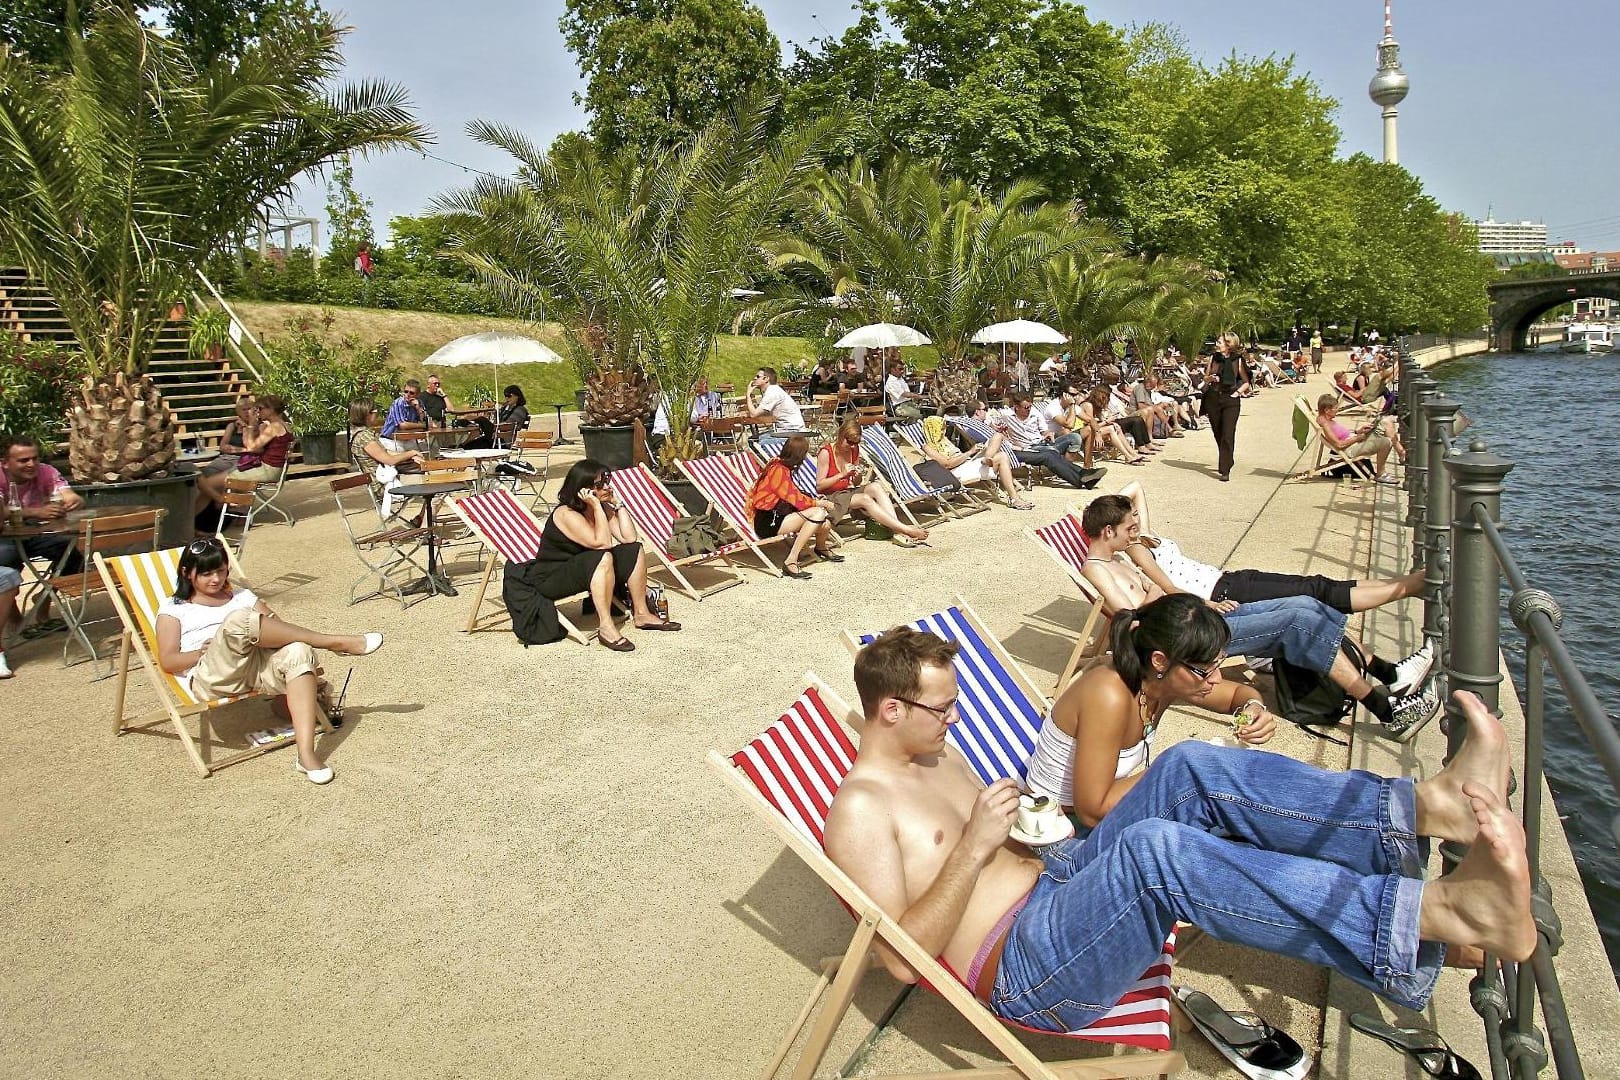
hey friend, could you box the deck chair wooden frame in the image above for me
[675,455,794,577]
[448,488,595,642]
[859,425,977,527]
[1290,397,1376,483]
[708,674,1181,1080]
[1024,513,1110,692]
[608,463,747,600]
[95,545,331,778]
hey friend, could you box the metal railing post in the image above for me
[1422,396,1461,696]
[1406,369,1438,569]
[1443,437,1512,744]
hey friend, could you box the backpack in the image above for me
[1272,639,1365,729]
[667,514,725,558]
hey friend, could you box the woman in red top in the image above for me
[195,395,296,519]
[815,418,929,546]
[746,435,835,580]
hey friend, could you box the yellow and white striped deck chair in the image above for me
[95,546,330,778]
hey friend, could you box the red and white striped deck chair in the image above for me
[675,454,789,576]
[1024,511,1109,691]
[607,463,746,600]
[449,487,592,642]
[95,546,332,778]
[708,677,1180,1080]
[717,449,762,488]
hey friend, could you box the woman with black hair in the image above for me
[1023,594,1278,826]
[1202,331,1251,482]
[155,537,383,785]
[534,459,681,651]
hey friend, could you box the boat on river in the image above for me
[1561,320,1614,353]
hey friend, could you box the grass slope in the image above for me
[231,301,821,407]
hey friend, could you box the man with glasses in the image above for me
[825,626,1533,1040]
[420,374,452,426]
[1076,494,1440,741]
[988,391,1106,490]
[380,380,428,450]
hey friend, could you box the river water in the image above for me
[1430,350,1620,981]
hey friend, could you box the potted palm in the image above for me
[188,309,232,363]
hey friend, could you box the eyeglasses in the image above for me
[896,696,960,720]
[186,538,223,555]
[591,478,612,490]
[1180,657,1226,683]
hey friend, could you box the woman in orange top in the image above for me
[746,435,835,580]
[815,418,930,546]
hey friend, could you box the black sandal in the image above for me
[782,564,813,580]
[1349,1013,1482,1079]
[1174,988,1311,1079]
[813,548,845,563]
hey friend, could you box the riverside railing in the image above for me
[1397,342,1619,1080]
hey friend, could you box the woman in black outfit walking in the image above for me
[1202,331,1250,482]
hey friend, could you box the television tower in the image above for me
[1368,0,1410,164]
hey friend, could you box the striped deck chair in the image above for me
[1291,396,1376,483]
[860,425,979,526]
[947,415,1036,488]
[1025,512,1110,692]
[752,436,820,499]
[707,676,1180,1080]
[608,463,746,600]
[94,546,332,778]
[675,455,790,576]
[723,448,763,488]
[449,487,594,642]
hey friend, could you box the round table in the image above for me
[440,448,514,490]
[390,480,472,598]
[549,403,576,446]
[1,503,156,539]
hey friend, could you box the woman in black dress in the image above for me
[1202,331,1251,482]
[535,460,681,651]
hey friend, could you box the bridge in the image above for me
[1489,268,1620,350]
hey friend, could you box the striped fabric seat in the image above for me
[854,603,1045,786]
[450,488,593,641]
[722,450,763,488]
[716,681,1176,1062]
[676,454,788,576]
[102,548,243,710]
[608,464,747,599]
[946,415,997,444]
[1024,513,1111,692]
[860,425,955,503]
[1032,512,1090,579]
[752,438,819,497]
[893,420,927,452]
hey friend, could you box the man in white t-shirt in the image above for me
[744,367,805,433]
[988,391,1106,490]
[1037,386,1085,457]
[883,361,923,416]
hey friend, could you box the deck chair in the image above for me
[1024,513,1111,692]
[95,545,331,778]
[1330,373,1376,416]
[948,416,1036,489]
[675,455,793,577]
[1290,397,1376,483]
[448,487,594,642]
[708,677,1180,1080]
[608,463,747,600]
[753,437,821,499]
[860,424,979,526]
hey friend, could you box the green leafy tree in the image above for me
[322,151,375,276]
[0,0,325,69]
[560,0,783,157]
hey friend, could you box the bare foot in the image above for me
[1421,783,1536,962]
[1417,691,1510,843]
[911,527,930,542]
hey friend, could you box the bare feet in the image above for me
[908,527,930,542]
[1416,691,1510,843]
[1420,783,1536,962]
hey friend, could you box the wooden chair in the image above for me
[860,424,982,526]
[330,473,430,610]
[94,545,331,777]
[44,508,165,669]
[214,478,260,562]
[1290,397,1377,483]
[707,674,1181,1080]
[249,454,295,526]
[607,463,747,600]
[448,487,596,641]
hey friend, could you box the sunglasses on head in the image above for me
[186,538,223,555]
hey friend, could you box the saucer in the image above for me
[1010,815,1076,848]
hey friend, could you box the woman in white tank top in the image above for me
[1023,594,1278,827]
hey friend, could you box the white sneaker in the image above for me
[1389,639,1436,697]
[1376,472,1399,485]
[0,651,11,679]
[1383,681,1441,743]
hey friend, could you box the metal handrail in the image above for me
[192,269,267,383]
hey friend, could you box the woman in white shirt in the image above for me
[156,538,383,784]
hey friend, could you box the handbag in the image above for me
[912,458,961,492]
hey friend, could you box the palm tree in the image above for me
[443,99,841,461]
[0,3,428,480]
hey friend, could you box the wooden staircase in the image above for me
[0,268,251,449]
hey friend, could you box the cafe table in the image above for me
[389,480,471,598]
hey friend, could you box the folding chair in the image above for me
[608,463,747,600]
[502,429,555,508]
[448,487,595,641]
[40,508,165,669]
[948,416,1036,489]
[676,455,795,577]
[752,437,820,499]
[723,449,763,488]
[1329,374,1376,416]
[94,545,331,777]
[897,420,1022,504]
[1024,513,1111,692]
[330,473,430,610]
[1290,397,1376,483]
[249,455,294,527]
[707,677,1181,1080]
[860,425,981,526]
[214,477,260,562]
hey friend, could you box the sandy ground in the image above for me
[2,361,1613,1079]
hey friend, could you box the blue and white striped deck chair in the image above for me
[752,437,820,499]
[841,596,1051,786]
[894,420,927,453]
[947,416,1037,489]
[858,425,977,526]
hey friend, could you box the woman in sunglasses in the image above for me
[1024,594,1276,828]
[155,538,383,785]
[536,460,680,651]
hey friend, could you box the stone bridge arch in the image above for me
[1489,271,1620,350]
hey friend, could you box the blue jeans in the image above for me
[1223,595,1347,673]
[992,741,1440,1032]
[1049,432,1084,456]
[1011,445,1097,490]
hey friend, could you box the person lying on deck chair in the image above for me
[1316,394,1400,484]
[1078,495,1440,740]
[825,626,1532,1035]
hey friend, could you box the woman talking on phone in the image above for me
[535,460,681,652]
[1203,331,1251,482]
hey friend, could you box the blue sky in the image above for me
[291,1,1620,250]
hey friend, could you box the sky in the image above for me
[287,1,1620,251]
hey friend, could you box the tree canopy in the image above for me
[0,0,326,68]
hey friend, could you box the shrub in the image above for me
[0,333,83,446]
[257,312,400,434]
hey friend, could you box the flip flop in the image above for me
[1349,1013,1482,1079]
[1173,987,1311,1080]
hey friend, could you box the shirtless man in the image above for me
[825,628,1534,1033]
[1077,494,1441,740]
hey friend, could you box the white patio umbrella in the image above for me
[833,322,932,348]
[970,318,1067,376]
[422,332,565,447]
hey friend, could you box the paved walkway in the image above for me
[0,360,1610,1078]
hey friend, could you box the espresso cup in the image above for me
[1016,794,1058,839]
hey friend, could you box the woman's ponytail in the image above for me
[1109,607,1145,693]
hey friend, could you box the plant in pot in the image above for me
[188,309,232,363]
[259,315,401,466]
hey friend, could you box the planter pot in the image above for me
[299,431,339,466]
[77,469,198,549]
[662,476,710,517]
[579,424,636,470]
